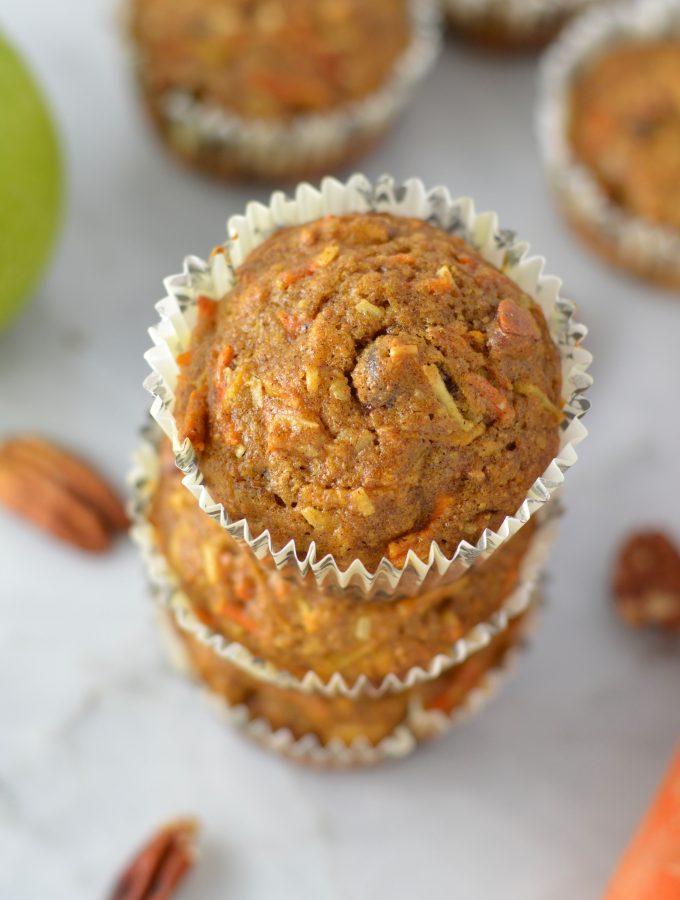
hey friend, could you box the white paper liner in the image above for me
[537,0,680,284]
[444,0,596,34]
[129,0,440,180]
[130,420,558,698]
[156,602,536,768]
[144,172,591,598]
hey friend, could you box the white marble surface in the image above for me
[1,3,679,898]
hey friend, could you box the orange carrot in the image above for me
[216,602,258,635]
[604,744,680,899]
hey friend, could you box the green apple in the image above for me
[0,33,63,332]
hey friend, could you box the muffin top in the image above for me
[570,40,680,230]
[131,0,410,122]
[174,213,562,569]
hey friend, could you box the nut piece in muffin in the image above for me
[174,212,562,570]
[129,0,422,179]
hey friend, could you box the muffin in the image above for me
[538,1,680,288]
[141,174,591,761]
[129,0,439,181]
[162,607,532,754]
[148,436,548,686]
[444,0,597,51]
[173,212,563,571]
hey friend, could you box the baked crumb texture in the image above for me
[174,213,562,570]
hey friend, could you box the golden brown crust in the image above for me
[149,439,537,682]
[169,612,528,746]
[131,0,409,122]
[174,213,562,569]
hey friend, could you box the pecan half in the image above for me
[612,530,680,630]
[490,298,541,351]
[107,818,199,900]
[0,435,128,552]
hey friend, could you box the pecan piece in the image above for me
[0,436,128,552]
[612,530,680,630]
[491,298,541,351]
[4,436,128,531]
[107,818,199,900]
[461,373,515,426]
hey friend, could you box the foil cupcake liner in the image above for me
[156,603,535,768]
[537,0,680,286]
[144,172,592,599]
[130,420,557,698]
[444,0,596,42]
[127,0,441,181]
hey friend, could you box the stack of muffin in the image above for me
[133,174,591,766]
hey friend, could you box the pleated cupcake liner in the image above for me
[537,0,680,285]
[126,0,441,181]
[156,601,538,769]
[143,172,592,599]
[131,419,557,697]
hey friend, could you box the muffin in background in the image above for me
[538,0,680,288]
[129,0,439,181]
[443,0,597,51]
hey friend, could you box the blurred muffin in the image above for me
[165,608,531,749]
[129,0,439,180]
[149,438,541,684]
[443,0,597,51]
[538,2,680,288]
[173,212,563,571]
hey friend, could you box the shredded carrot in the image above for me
[180,388,208,452]
[197,295,218,323]
[234,576,256,603]
[221,412,242,447]
[277,263,315,289]
[390,253,416,265]
[216,344,234,369]
[277,310,307,336]
[216,602,258,635]
[176,351,192,367]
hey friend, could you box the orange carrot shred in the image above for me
[217,602,258,634]
[197,295,218,322]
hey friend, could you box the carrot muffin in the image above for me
[538,4,680,288]
[444,0,596,51]
[129,0,437,180]
[174,212,563,572]
[570,41,680,233]
[166,609,530,748]
[149,438,541,684]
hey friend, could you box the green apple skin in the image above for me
[0,33,63,332]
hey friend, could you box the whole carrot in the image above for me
[604,744,680,899]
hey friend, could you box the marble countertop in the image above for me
[2,3,679,898]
